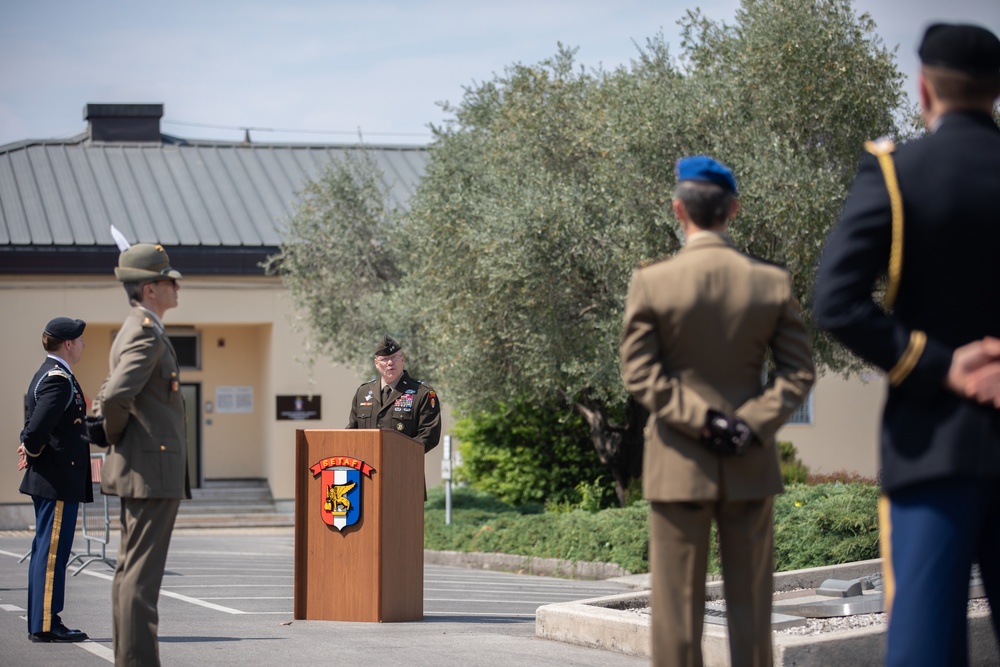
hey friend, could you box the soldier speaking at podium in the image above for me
[346,335,441,455]
[814,22,1000,667]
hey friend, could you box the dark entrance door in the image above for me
[181,383,201,488]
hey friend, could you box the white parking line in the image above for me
[161,584,289,589]
[82,569,247,614]
[200,596,293,600]
[79,641,115,663]
[161,590,247,614]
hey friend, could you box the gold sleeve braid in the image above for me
[864,138,904,310]
[864,139,923,386]
[888,330,927,386]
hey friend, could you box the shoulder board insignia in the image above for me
[864,137,896,156]
[141,317,154,328]
[46,368,70,380]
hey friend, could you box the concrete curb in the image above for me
[423,549,631,580]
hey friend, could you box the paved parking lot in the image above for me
[0,527,647,666]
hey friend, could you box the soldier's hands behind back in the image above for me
[703,409,756,456]
[947,337,1000,408]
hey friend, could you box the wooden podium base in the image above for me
[293,429,424,622]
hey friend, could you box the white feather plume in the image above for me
[110,225,131,252]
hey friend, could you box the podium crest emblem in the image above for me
[309,456,376,531]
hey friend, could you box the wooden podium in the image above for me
[293,429,424,622]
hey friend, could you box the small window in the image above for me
[787,389,813,425]
[167,329,200,370]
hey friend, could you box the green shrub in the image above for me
[778,440,809,485]
[773,482,880,571]
[808,470,879,485]
[425,486,649,573]
[425,482,881,576]
[452,398,617,508]
[547,477,609,514]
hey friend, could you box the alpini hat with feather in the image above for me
[115,243,183,283]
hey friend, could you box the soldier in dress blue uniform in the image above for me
[814,23,1000,667]
[17,317,92,643]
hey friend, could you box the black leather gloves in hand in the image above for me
[85,415,109,446]
[702,409,755,456]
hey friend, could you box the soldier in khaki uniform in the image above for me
[347,336,441,499]
[347,335,441,453]
[94,243,190,667]
[620,156,814,667]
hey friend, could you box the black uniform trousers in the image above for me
[27,496,79,634]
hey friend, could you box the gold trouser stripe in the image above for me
[878,493,895,617]
[888,330,926,386]
[43,500,64,632]
[865,140,904,310]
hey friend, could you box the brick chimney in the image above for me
[84,103,163,142]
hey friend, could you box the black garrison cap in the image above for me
[44,317,86,340]
[918,23,1000,74]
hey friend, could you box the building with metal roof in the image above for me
[0,103,440,527]
[0,103,427,274]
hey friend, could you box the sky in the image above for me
[1,0,998,147]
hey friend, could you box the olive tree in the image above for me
[270,0,908,505]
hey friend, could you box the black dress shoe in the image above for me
[56,622,87,637]
[29,625,89,642]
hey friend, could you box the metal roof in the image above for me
[0,137,428,250]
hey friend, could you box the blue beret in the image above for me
[44,317,86,340]
[675,156,738,195]
[919,23,1000,74]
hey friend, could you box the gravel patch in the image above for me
[779,599,991,636]
[622,598,991,636]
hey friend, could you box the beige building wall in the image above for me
[2,274,878,527]
[1,274,453,527]
[777,370,885,480]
